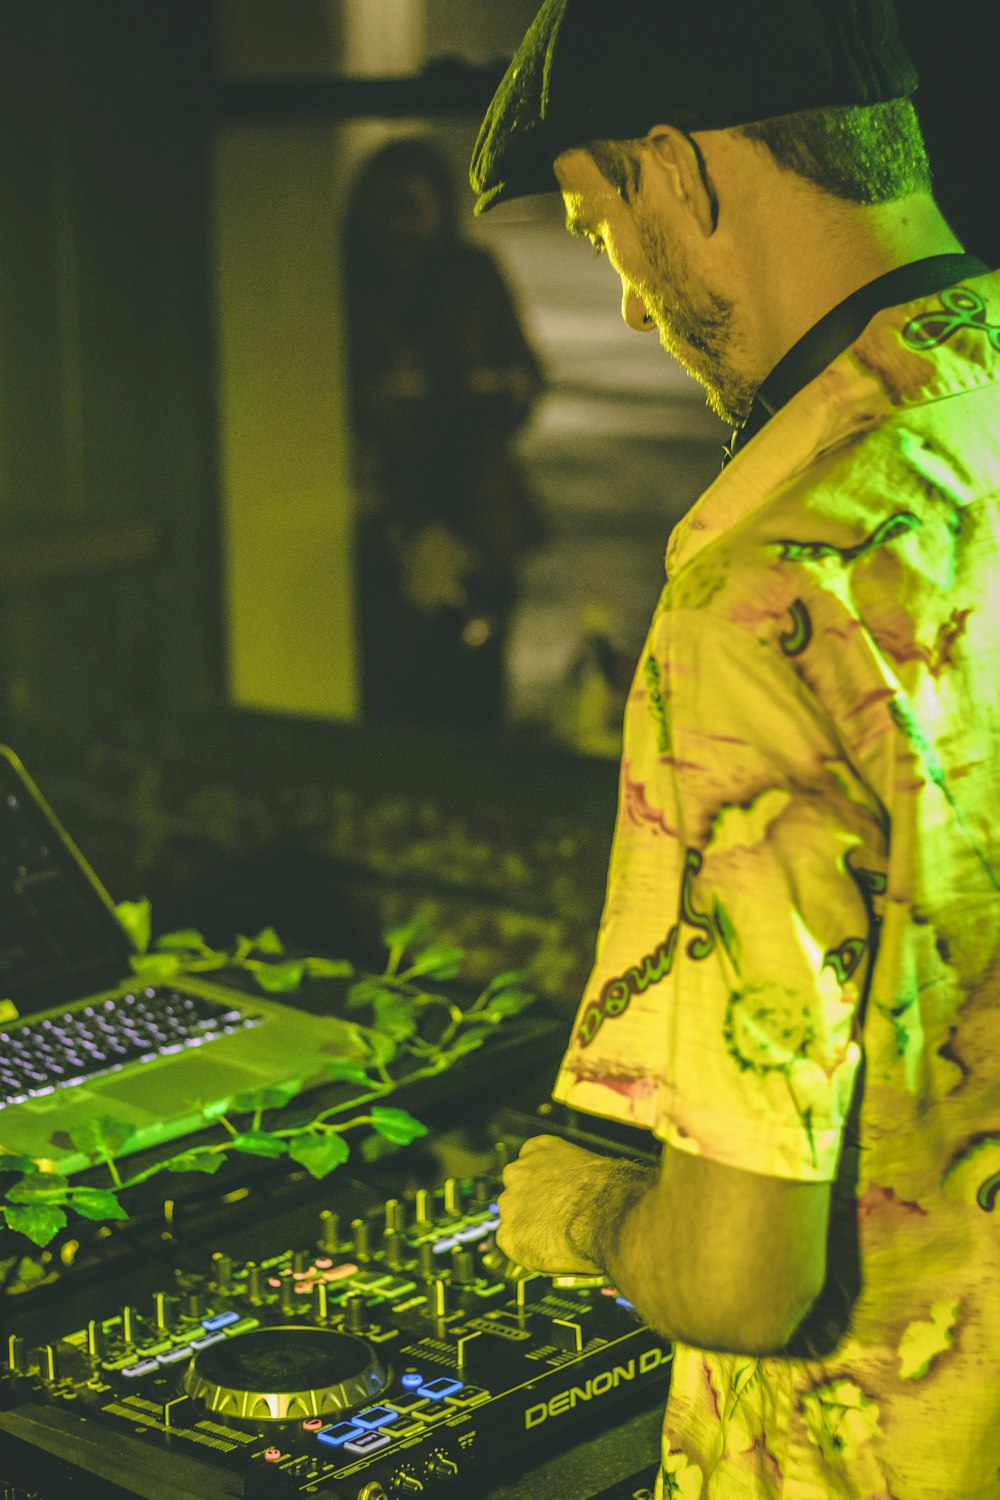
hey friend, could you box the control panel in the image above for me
[0,1174,672,1498]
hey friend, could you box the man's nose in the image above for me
[622,285,656,333]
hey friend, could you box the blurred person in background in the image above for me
[344,137,548,735]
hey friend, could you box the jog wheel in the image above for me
[181,1325,387,1422]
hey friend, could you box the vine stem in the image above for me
[102,1150,123,1188]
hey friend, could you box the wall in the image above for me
[0,1,222,748]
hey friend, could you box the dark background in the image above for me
[0,0,994,985]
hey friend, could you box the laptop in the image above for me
[0,744,367,1175]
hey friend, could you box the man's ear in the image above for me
[643,124,718,236]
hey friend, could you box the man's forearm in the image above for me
[569,1158,687,1342]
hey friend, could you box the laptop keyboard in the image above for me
[0,988,264,1108]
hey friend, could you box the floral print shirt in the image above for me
[552,270,1000,1499]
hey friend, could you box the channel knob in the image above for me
[211,1252,234,1292]
[343,1293,370,1334]
[351,1218,372,1262]
[427,1278,450,1319]
[86,1320,107,1362]
[443,1178,461,1217]
[317,1209,340,1253]
[153,1291,177,1334]
[6,1334,28,1375]
[450,1247,475,1285]
[383,1230,406,1271]
[121,1305,138,1347]
[182,1291,205,1321]
[426,1448,459,1479]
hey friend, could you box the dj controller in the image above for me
[0,1172,672,1499]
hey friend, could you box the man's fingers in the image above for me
[515,1133,563,1157]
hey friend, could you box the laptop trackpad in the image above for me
[99,1057,268,1112]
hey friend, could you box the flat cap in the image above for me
[470,0,918,214]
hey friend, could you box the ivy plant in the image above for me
[0,908,536,1268]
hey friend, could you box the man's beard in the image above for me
[637,215,755,428]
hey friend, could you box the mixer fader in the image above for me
[0,1172,672,1498]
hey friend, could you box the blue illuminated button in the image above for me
[401,1372,423,1390]
[201,1311,240,1332]
[418,1377,464,1401]
[344,1430,392,1457]
[121,1359,159,1378]
[317,1421,366,1448]
[352,1405,399,1430]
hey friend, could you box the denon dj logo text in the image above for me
[524,1348,668,1429]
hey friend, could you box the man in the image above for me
[469,2,1000,1496]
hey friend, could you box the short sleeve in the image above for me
[554,606,886,1183]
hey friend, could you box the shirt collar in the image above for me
[724,253,992,466]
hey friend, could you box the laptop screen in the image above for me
[0,748,131,1016]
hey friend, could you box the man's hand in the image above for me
[495,1135,649,1276]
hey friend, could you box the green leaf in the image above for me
[253,960,305,994]
[5,1204,67,1246]
[304,956,355,979]
[167,1152,225,1175]
[155,927,211,954]
[434,1031,488,1066]
[0,1154,38,1176]
[231,1132,288,1160]
[362,1028,399,1069]
[479,987,537,1023]
[69,1116,137,1158]
[232,1080,302,1114]
[346,977,397,1010]
[69,1187,129,1223]
[198,1097,233,1122]
[404,944,465,980]
[116,898,152,954]
[249,926,285,956]
[287,1131,350,1180]
[129,951,182,982]
[369,1106,428,1146]
[14,1255,47,1287]
[323,1057,373,1086]
[5,1173,69,1205]
[383,916,433,954]
[485,968,529,993]
[372,992,420,1042]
